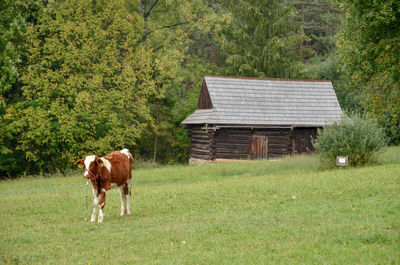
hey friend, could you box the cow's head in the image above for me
[76,155,104,179]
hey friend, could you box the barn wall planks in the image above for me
[186,125,319,161]
[215,128,251,159]
[251,128,291,158]
[187,125,214,160]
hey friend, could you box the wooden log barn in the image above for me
[182,76,343,163]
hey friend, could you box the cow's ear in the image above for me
[76,159,84,168]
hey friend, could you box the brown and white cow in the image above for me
[76,148,133,222]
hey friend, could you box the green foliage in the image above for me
[133,0,227,163]
[0,0,45,177]
[0,0,26,94]
[304,53,366,115]
[220,0,310,78]
[337,0,400,82]
[3,0,157,175]
[313,113,387,168]
[337,0,400,144]
[293,0,341,57]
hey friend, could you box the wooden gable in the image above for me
[196,79,213,109]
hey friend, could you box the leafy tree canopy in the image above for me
[220,0,311,78]
[337,0,400,143]
[5,0,157,173]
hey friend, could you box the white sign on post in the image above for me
[336,156,348,166]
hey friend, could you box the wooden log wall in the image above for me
[252,128,292,158]
[186,125,319,161]
[214,128,251,159]
[214,128,292,159]
[186,125,213,160]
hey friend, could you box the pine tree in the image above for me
[220,0,310,78]
[293,0,341,57]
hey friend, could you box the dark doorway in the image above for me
[292,134,312,154]
[250,136,268,160]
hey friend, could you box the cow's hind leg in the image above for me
[118,186,126,216]
[98,190,107,223]
[91,188,100,222]
[125,178,132,215]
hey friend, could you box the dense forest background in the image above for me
[1,0,399,177]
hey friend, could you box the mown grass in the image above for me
[1,147,399,264]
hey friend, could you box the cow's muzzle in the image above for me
[84,169,98,179]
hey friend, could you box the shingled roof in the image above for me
[182,76,343,127]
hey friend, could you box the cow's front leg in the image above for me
[98,189,107,222]
[91,188,100,222]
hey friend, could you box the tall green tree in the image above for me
[294,1,365,115]
[134,0,228,163]
[220,0,311,78]
[337,0,400,143]
[0,1,23,96]
[0,0,45,176]
[4,0,157,175]
[293,0,341,58]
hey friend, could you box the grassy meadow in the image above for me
[1,147,399,264]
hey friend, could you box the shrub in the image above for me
[313,113,387,168]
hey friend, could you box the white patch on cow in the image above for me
[90,213,97,222]
[98,209,104,222]
[91,187,99,222]
[120,148,131,159]
[92,186,98,199]
[84,155,96,177]
[101,188,107,193]
[100,157,111,173]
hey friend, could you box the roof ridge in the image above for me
[204,75,331,83]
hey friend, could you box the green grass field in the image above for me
[1,147,399,264]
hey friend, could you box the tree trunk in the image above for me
[153,130,158,163]
[153,101,160,163]
[300,0,305,57]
